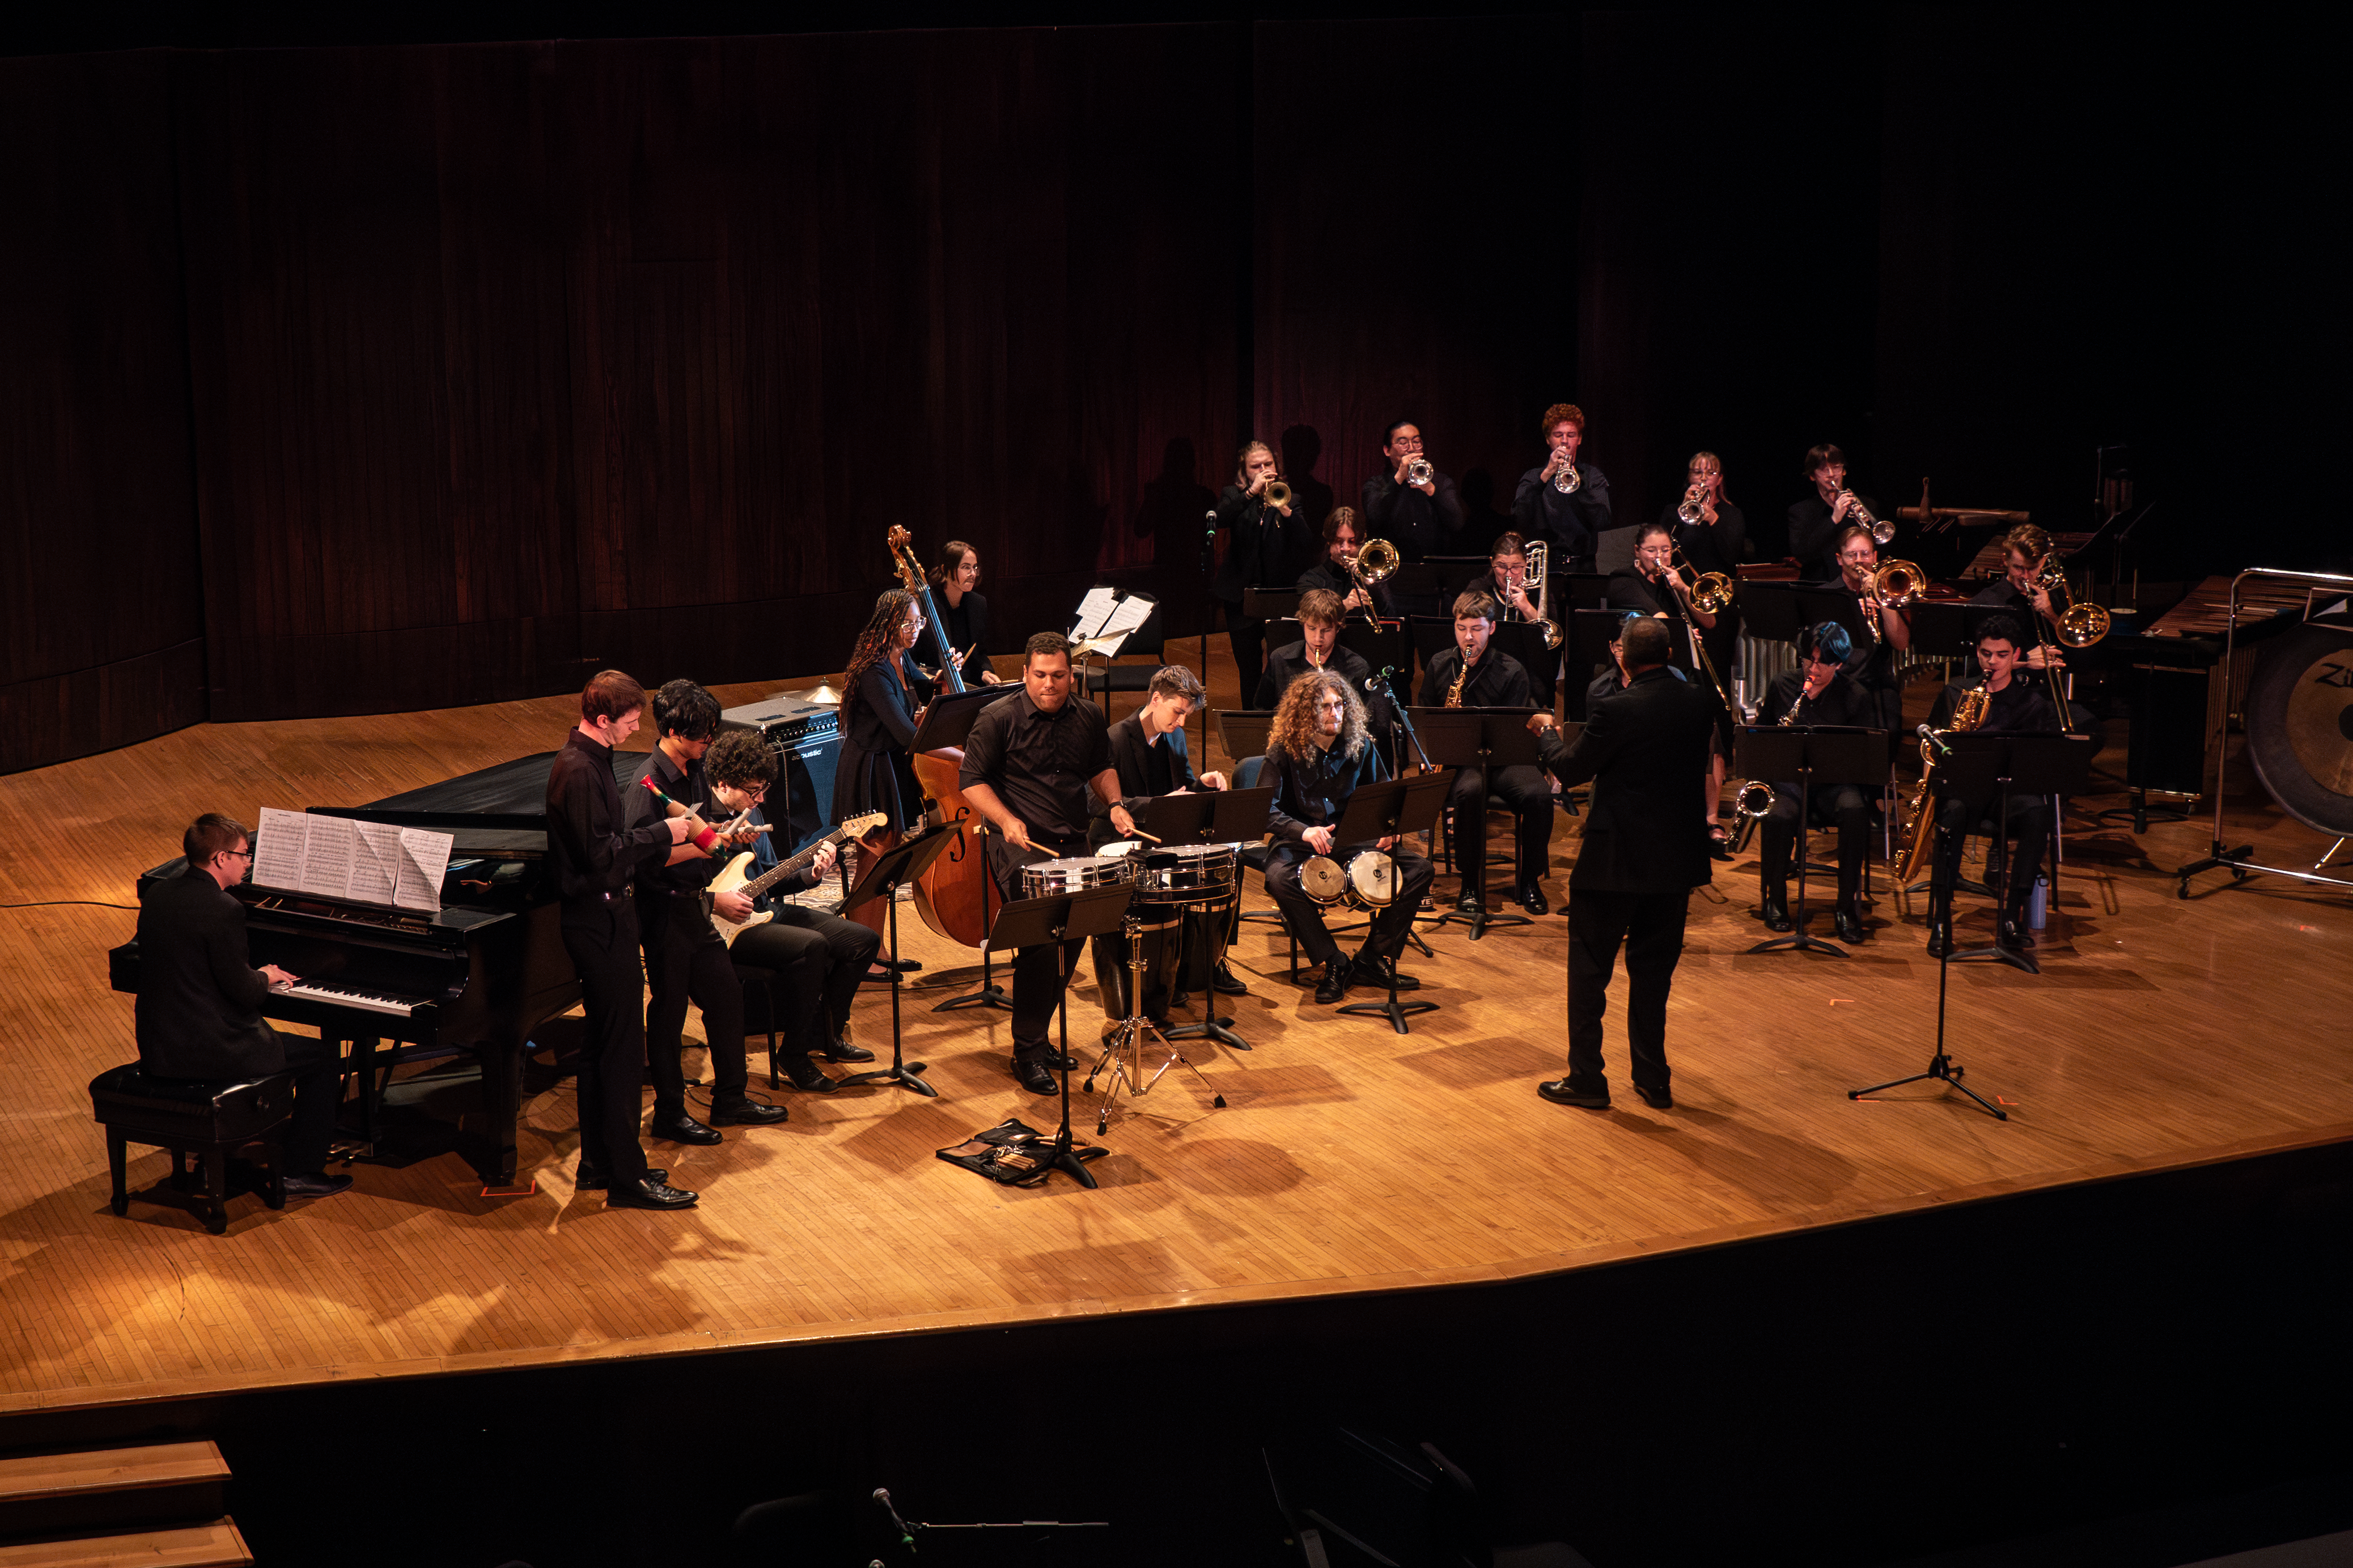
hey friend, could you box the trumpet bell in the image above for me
[1539,618,1565,651]
[1553,465,1582,495]
[1870,518,1897,546]
[1264,479,1292,509]
[1354,537,1401,585]
[2058,602,2111,647]
[1677,496,1707,525]
[1735,781,1776,819]
[1405,457,1434,487]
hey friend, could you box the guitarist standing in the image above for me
[705,731,883,1092]
[631,682,791,1137]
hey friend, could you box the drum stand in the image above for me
[1162,891,1252,1053]
[1084,911,1226,1135]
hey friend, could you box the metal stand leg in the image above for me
[1850,881,2008,1121]
[1084,913,1224,1134]
[1164,894,1252,1053]
[837,888,936,1095]
[936,844,1013,1013]
[1747,767,1846,957]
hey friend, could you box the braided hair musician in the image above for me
[1263,669,1436,1006]
[832,588,935,977]
[1752,622,1877,945]
[1921,614,2060,959]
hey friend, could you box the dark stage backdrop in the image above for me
[2,14,2218,770]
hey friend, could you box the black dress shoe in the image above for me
[1926,921,1953,959]
[817,1037,875,1063]
[779,1054,839,1092]
[1708,828,1735,862]
[1634,1082,1673,1111]
[1313,961,1353,1005]
[709,1094,790,1125]
[880,957,923,974]
[608,1177,698,1210]
[1537,1078,1611,1110]
[1761,895,1793,932]
[1038,1047,1078,1070]
[1211,963,1249,996]
[282,1171,353,1200]
[1454,893,1484,916]
[1834,906,1866,945]
[1517,881,1549,915]
[648,1111,723,1146]
[1999,916,2036,950]
[576,1164,665,1191]
[1009,1056,1058,1095]
[1169,989,1190,1009]
[1351,954,1421,991]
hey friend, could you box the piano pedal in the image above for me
[329,1136,375,1162]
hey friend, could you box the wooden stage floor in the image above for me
[3,651,2348,1419]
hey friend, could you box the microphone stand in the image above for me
[1364,666,1435,955]
[1200,507,1218,766]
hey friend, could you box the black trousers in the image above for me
[1566,887,1688,1095]
[269,1029,342,1174]
[639,891,747,1114]
[989,845,1088,1062]
[733,905,881,1050]
[1447,763,1554,888]
[1932,791,2050,916]
[559,899,650,1184]
[1761,782,1868,904]
[1265,842,1435,970]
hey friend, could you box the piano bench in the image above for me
[89,1065,295,1236]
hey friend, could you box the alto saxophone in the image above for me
[1894,683,1990,886]
[1445,659,1468,708]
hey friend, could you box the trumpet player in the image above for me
[1362,419,1464,564]
[1753,623,1877,944]
[1665,452,1745,681]
[1296,507,1382,618]
[1788,443,1879,578]
[1512,403,1612,569]
[1420,593,1555,916]
[1833,524,1912,736]
[1216,438,1314,708]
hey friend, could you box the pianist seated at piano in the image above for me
[703,731,882,1090]
[133,813,351,1200]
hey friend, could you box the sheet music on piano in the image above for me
[254,806,453,912]
[1067,586,1152,656]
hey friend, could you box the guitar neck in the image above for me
[740,826,849,899]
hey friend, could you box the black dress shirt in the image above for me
[1759,669,1877,729]
[914,589,990,678]
[1254,641,1372,711]
[1418,646,1537,709]
[1604,566,1672,618]
[546,729,676,900]
[1667,500,1746,580]
[133,869,285,1081]
[1512,462,1613,556]
[959,689,1112,857]
[1360,471,1465,561]
[1786,492,1875,579]
[1214,485,1313,602]
[1265,737,1389,842]
[631,746,719,893]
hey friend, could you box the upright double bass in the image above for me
[885,526,993,947]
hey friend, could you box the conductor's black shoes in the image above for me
[575,1164,664,1191]
[1537,1078,1611,1110]
[1634,1082,1673,1110]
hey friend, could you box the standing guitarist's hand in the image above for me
[809,842,839,878]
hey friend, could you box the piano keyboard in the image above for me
[273,980,421,1018]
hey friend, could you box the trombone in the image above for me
[1520,539,1563,651]
[1855,558,1924,645]
[2029,551,2109,716]
[1345,537,1400,631]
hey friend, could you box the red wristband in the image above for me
[692,827,719,852]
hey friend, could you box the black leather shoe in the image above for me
[1926,921,1953,959]
[709,1094,790,1125]
[1010,1056,1058,1095]
[781,1054,840,1092]
[576,1164,665,1191]
[282,1171,353,1200]
[608,1177,698,1210]
[1537,1078,1611,1110]
[1313,961,1353,1005]
[648,1111,723,1146]
[1517,881,1548,915]
[1834,905,1866,945]
[1634,1082,1673,1111]
[880,957,923,974]
[1761,895,1793,933]
[1211,963,1249,996]
[1169,989,1190,1009]
[1999,916,2036,950]
[1038,1047,1078,1071]
[1708,827,1735,862]
[819,1037,875,1063]
[1454,893,1483,916]
[1352,954,1421,991]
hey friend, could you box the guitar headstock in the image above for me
[844,811,887,839]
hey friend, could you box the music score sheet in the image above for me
[1068,587,1153,656]
[252,807,453,912]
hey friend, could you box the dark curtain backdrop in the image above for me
[1,14,2242,772]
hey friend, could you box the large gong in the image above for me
[2243,615,2353,838]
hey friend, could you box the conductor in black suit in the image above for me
[1528,619,1716,1111]
[133,813,351,1199]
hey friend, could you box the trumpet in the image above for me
[1523,538,1563,651]
[1405,456,1434,487]
[1837,485,1889,544]
[1677,481,1710,526]
[1263,479,1292,510]
[1551,456,1582,495]
[1735,780,1776,818]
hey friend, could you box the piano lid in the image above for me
[311,750,658,835]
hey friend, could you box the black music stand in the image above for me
[1127,787,1276,1055]
[1338,621,1412,686]
[835,825,960,1096]
[1243,586,1303,623]
[1326,774,1451,1034]
[1424,555,1491,598]
[1737,726,1889,957]
[1935,732,2093,978]
[1380,561,1442,615]
[1407,708,1541,940]
[910,687,1015,1014]
[1737,583,1804,647]
[986,881,1137,1189]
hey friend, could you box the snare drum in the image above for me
[1019,855,1136,899]
[1131,843,1237,904]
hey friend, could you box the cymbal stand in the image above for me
[1084,910,1225,1135]
[1849,813,2007,1120]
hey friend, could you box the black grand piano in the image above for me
[109,750,655,1185]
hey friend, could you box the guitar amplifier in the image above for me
[720,693,842,855]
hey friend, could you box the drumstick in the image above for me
[1128,828,1164,844]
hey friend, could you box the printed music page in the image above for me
[251,808,310,892]
[393,828,453,912]
[300,814,358,899]
[347,821,403,906]
[1070,585,1118,640]
[1095,592,1154,653]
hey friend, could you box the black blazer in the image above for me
[132,867,286,1080]
[1215,485,1314,602]
[914,588,991,679]
[1538,667,1716,895]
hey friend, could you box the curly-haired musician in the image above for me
[1512,403,1613,569]
[1262,669,1435,1005]
[1754,622,1879,943]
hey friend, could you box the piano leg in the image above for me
[473,1039,523,1187]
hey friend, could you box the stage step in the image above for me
[0,1442,231,1546]
[0,1519,250,1567]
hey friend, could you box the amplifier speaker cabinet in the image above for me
[720,694,842,855]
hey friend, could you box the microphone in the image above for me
[873,1488,916,1548]
[1916,723,1951,757]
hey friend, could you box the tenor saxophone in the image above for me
[1894,682,1990,886]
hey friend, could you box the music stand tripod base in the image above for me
[834,827,962,1098]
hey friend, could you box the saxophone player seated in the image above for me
[1923,615,2060,958]
[1754,622,1878,943]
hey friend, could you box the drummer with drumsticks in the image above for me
[1262,669,1436,1006]
[960,632,1138,1094]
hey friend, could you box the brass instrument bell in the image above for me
[1264,479,1292,510]
[1405,456,1434,487]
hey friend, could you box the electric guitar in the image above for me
[709,812,886,947]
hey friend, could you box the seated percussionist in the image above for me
[1924,615,2060,958]
[1263,670,1435,1005]
[702,731,882,1093]
[1754,622,1877,945]
[1419,592,1555,916]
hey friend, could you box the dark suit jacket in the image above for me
[133,867,286,1080]
[1538,667,1716,895]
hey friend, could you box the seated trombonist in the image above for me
[1753,622,1877,944]
[1086,665,1245,1021]
[1262,670,1435,1005]
[1419,592,1555,916]
[1924,614,2059,959]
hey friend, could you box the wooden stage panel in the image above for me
[1,660,2348,1417]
